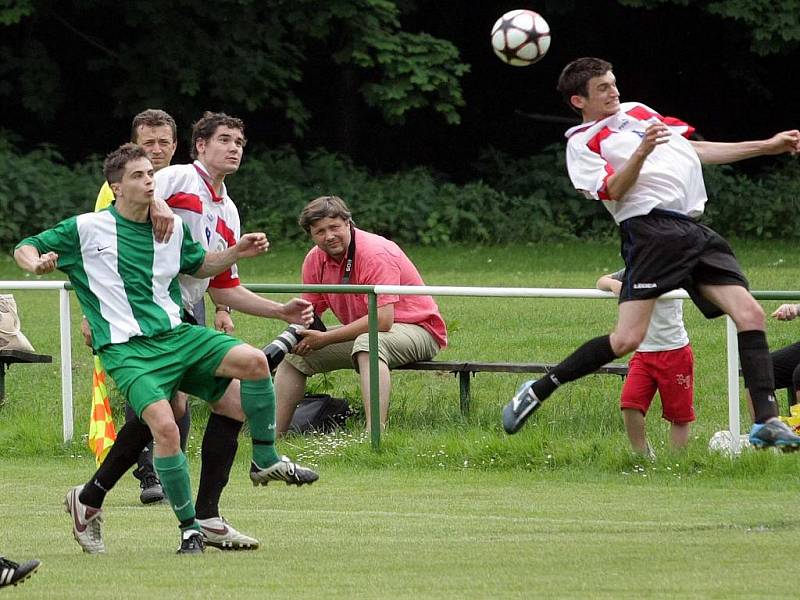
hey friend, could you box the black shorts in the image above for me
[618,209,748,319]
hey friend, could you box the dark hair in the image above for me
[556,57,614,113]
[298,196,352,232]
[190,111,246,159]
[103,143,149,184]
[131,109,177,143]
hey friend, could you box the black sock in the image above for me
[194,413,242,520]
[532,335,617,401]
[176,402,192,453]
[125,403,155,474]
[739,330,778,423]
[79,418,154,508]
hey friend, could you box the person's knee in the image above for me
[239,347,270,380]
[150,419,180,447]
[732,298,766,329]
[611,330,645,355]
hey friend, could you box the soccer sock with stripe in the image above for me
[240,377,280,468]
[195,413,242,520]
[80,416,154,508]
[739,330,778,423]
[154,451,199,531]
[532,335,617,401]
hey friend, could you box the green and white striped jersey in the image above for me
[17,206,206,351]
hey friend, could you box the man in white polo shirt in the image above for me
[503,56,800,450]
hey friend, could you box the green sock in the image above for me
[153,452,198,530]
[240,377,280,468]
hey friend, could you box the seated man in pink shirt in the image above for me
[275,196,447,432]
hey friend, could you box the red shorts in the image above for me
[620,345,695,424]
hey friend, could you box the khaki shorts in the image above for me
[284,323,440,376]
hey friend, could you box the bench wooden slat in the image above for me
[397,360,628,375]
[0,350,53,365]
[0,349,54,405]
[395,360,628,417]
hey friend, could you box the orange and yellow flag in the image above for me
[88,355,116,466]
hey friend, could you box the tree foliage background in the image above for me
[1,0,799,246]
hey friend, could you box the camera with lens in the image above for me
[263,313,326,371]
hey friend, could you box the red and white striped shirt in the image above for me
[565,102,706,224]
[155,160,241,311]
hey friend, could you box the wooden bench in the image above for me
[0,349,53,407]
[396,360,629,416]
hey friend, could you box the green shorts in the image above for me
[283,322,440,375]
[99,322,242,418]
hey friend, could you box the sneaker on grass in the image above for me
[177,530,205,555]
[134,467,165,505]
[249,456,319,487]
[63,485,105,554]
[198,516,259,550]
[0,557,40,588]
[502,380,543,434]
[749,418,800,451]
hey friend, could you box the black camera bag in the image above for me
[289,393,351,433]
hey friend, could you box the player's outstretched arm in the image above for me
[691,130,800,165]
[14,245,58,275]
[193,232,269,279]
[208,286,314,325]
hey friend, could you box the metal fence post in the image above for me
[368,291,380,449]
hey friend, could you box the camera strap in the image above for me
[341,225,356,284]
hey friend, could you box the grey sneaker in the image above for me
[249,456,319,487]
[502,380,542,434]
[0,557,40,588]
[134,467,165,505]
[64,485,105,554]
[198,516,260,550]
[749,419,800,451]
[177,529,205,555]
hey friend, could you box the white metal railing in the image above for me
[4,280,797,454]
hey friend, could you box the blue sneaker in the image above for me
[749,419,800,451]
[502,380,542,434]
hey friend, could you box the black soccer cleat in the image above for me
[502,380,543,434]
[249,456,319,487]
[0,557,40,588]
[177,529,205,555]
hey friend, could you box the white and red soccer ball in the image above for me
[491,9,551,67]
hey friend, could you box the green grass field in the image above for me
[3,240,800,597]
[4,457,800,599]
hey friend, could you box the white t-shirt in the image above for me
[155,161,241,312]
[611,270,689,352]
[565,102,707,224]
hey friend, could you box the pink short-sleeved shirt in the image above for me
[300,227,447,348]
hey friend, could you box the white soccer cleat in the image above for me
[64,485,105,554]
[198,516,260,550]
[249,456,319,487]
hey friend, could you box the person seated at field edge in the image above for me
[597,270,695,458]
[14,143,299,555]
[274,196,448,432]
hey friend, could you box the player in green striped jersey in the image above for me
[15,143,284,554]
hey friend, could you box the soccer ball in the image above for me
[490,9,551,67]
[707,430,751,455]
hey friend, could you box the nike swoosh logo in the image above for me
[201,525,229,535]
[70,493,88,533]
[173,500,191,511]
[97,246,110,252]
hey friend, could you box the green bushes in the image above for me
[0,138,101,249]
[2,137,799,251]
